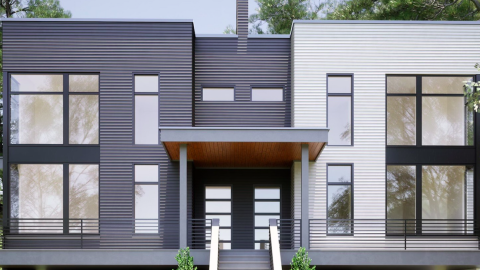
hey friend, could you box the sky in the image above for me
[59,0,261,34]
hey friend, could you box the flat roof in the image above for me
[293,19,480,25]
[1,18,193,23]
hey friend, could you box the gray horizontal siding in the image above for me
[194,37,291,127]
[3,21,194,248]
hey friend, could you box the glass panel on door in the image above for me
[206,186,232,249]
[254,187,280,250]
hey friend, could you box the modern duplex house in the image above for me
[1,1,480,269]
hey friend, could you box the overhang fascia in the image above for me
[159,127,329,143]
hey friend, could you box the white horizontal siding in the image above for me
[292,23,480,221]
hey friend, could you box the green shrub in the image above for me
[173,247,197,270]
[290,247,315,270]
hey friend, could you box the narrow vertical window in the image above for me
[134,165,159,233]
[386,165,416,234]
[327,75,353,145]
[69,75,99,144]
[254,187,280,249]
[69,164,99,233]
[205,186,232,249]
[134,75,159,144]
[327,165,353,234]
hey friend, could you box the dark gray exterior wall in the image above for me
[193,168,291,249]
[2,21,194,248]
[194,36,291,127]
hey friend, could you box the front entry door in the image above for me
[205,186,232,249]
[196,169,290,249]
[254,187,281,249]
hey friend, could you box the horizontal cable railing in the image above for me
[1,218,179,249]
[276,219,301,250]
[310,219,480,250]
[188,219,212,249]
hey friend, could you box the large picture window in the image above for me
[10,74,99,145]
[387,75,474,146]
[327,75,353,146]
[386,165,474,234]
[10,164,99,233]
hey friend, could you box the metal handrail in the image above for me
[309,219,480,250]
[209,219,220,270]
[269,219,282,270]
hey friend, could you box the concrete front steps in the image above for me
[218,249,270,270]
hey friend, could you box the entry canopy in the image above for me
[160,127,329,168]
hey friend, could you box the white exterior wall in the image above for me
[292,22,480,220]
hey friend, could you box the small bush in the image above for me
[290,247,315,270]
[173,247,197,270]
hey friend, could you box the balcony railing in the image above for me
[310,219,480,250]
[276,219,301,250]
[0,218,478,250]
[1,218,174,249]
[189,218,212,249]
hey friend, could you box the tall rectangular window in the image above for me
[134,75,159,144]
[387,75,474,146]
[386,76,416,145]
[327,165,353,234]
[69,75,99,144]
[386,165,416,234]
[134,165,159,233]
[205,186,231,250]
[327,75,353,145]
[202,88,234,101]
[10,74,100,145]
[254,187,280,250]
[69,164,99,233]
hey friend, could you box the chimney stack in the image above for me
[236,0,248,37]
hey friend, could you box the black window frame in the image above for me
[326,73,354,146]
[386,74,475,147]
[8,73,100,146]
[132,72,160,145]
[326,163,354,236]
[9,162,100,235]
[385,164,475,236]
[133,163,160,234]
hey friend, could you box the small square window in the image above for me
[252,88,283,101]
[135,75,158,93]
[202,88,234,101]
